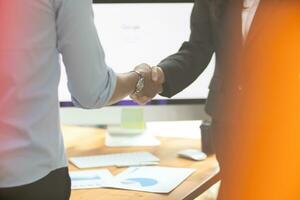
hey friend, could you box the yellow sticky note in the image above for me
[121,108,145,130]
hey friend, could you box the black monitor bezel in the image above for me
[93,0,193,3]
[60,99,206,107]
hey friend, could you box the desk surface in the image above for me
[63,125,219,200]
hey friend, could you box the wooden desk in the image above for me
[63,125,219,200]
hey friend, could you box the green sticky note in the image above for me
[121,108,145,130]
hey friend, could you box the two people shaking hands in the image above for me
[1,0,300,200]
[127,65,165,105]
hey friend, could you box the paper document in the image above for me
[70,170,113,190]
[69,152,160,169]
[105,166,195,193]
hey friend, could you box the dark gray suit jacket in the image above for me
[158,0,242,118]
[158,1,300,198]
[158,0,290,121]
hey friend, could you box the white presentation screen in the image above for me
[59,3,215,103]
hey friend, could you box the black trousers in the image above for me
[0,167,71,200]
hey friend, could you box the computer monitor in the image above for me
[59,0,215,125]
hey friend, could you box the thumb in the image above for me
[152,66,159,82]
[156,67,165,84]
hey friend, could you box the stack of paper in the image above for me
[70,166,195,193]
[70,170,113,189]
[69,152,160,168]
[106,166,195,193]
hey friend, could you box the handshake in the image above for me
[130,63,165,105]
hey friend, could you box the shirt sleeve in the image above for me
[54,0,117,109]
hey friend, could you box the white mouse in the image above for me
[178,149,207,161]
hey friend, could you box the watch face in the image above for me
[136,77,145,93]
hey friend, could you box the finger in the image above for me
[139,96,151,105]
[130,94,147,105]
[152,66,159,82]
[157,67,165,84]
[135,63,151,74]
[130,94,137,100]
[158,85,163,94]
[130,94,145,105]
[152,66,165,84]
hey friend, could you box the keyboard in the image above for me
[69,152,160,169]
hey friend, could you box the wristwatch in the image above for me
[131,70,145,94]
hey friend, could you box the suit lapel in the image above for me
[219,0,243,53]
[244,0,280,46]
[221,0,244,64]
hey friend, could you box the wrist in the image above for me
[118,72,139,95]
[130,70,145,95]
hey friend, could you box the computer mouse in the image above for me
[178,149,207,161]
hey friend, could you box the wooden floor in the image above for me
[195,182,220,200]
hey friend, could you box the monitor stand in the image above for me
[107,107,145,135]
[105,107,160,147]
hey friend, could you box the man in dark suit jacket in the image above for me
[132,0,300,199]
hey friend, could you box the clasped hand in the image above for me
[130,64,165,104]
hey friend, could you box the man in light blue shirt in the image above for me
[0,0,159,199]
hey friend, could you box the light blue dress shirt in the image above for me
[0,0,116,187]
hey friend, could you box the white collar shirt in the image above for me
[242,0,261,40]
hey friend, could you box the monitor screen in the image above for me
[59,2,215,106]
